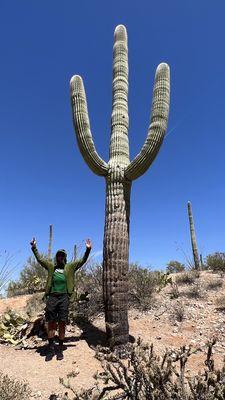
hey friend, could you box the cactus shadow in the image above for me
[74,319,135,349]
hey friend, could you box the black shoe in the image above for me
[45,344,55,362]
[56,346,64,360]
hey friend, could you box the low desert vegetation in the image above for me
[166,260,185,274]
[170,302,185,322]
[57,337,225,400]
[0,371,31,400]
[175,270,199,286]
[206,278,223,291]
[7,255,47,297]
[185,282,203,299]
[206,252,225,273]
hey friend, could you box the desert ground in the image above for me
[1,270,225,399]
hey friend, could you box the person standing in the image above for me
[30,237,92,361]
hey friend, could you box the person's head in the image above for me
[55,249,67,267]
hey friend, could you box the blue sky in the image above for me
[0,0,225,281]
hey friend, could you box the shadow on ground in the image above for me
[24,319,135,358]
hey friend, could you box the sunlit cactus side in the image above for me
[47,224,53,261]
[70,25,170,349]
[187,201,200,270]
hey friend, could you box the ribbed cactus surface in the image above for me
[70,25,170,348]
[187,201,200,270]
[48,224,53,261]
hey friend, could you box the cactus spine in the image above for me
[187,201,200,270]
[70,25,170,348]
[48,224,53,261]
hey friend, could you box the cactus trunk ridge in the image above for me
[187,201,200,270]
[70,25,170,348]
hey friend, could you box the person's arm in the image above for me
[30,237,51,271]
[70,239,92,272]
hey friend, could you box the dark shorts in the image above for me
[45,293,69,323]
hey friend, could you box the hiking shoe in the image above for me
[56,346,64,360]
[45,344,55,362]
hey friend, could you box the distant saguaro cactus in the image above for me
[48,224,53,261]
[70,25,170,348]
[187,201,200,270]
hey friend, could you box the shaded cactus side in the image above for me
[187,201,200,270]
[70,25,170,348]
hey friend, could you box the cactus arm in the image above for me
[70,75,109,176]
[110,25,129,164]
[125,63,170,181]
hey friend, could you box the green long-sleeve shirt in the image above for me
[31,246,91,299]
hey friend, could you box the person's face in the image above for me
[57,253,65,264]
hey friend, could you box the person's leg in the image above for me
[48,321,57,345]
[48,321,57,338]
[45,295,58,361]
[58,321,66,341]
[56,294,69,360]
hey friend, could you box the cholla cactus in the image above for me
[187,201,200,270]
[70,25,170,348]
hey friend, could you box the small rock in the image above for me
[156,336,162,340]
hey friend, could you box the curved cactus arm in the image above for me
[125,63,170,181]
[70,75,109,176]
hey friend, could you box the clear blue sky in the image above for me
[0,1,225,280]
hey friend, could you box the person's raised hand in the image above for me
[85,238,92,249]
[30,237,36,248]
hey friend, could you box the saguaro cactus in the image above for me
[70,25,170,348]
[48,224,53,261]
[187,201,200,270]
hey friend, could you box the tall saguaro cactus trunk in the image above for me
[187,201,200,270]
[70,25,170,348]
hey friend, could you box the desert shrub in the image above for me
[206,252,225,272]
[0,372,31,400]
[169,282,180,299]
[215,294,225,310]
[206,278,223,291]
[128,264,172,311]
[171,302,185,322]
[185,283,203,299]
[7,255,47,297]
[25,292,45,318]
[69,264,104,323]
[166,260,185,274]
[175,270,199,285]
[0,252,16,294]
[60,338,224,400]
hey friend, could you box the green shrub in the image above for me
[206,252,225,272]
[7,255,47,297]
[69,264,104,323]
[128,264,159,310]
[0,372,31,400]
[166,260,185,274]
